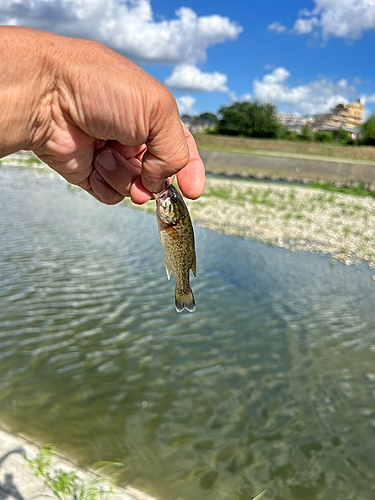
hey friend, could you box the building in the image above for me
[181,116,217,134]
[312,98,364,132]
[276,113,309,133]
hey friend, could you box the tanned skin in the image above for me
[0,27,205,205]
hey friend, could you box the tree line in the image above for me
[182,101,375,145]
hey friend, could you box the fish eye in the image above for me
[170,196,177,205]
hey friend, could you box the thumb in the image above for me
[140,94,189,194]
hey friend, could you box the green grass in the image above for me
[204,186,232,199]
[24,155,43,164]
[0,154,43,166]
[27,445,125,500]
[308,181,375,198]
[195,132,375,163]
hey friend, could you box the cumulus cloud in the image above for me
[165,65,229,93]
[176,95,196,115]
[253,67,356,115]
[364,94,375,104]
[0,0,242,64]
[227,91,252,103]
[267,21,287,33]
[270,0,375,40]
[293,17,319,35]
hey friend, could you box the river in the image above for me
[1,164,375,499]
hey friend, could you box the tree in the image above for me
[216,101,280,138]
[197,112,218,123]
[362,113,375,145]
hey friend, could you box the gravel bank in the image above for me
[186,177,375,266]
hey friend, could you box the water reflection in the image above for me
[1,165,375,499]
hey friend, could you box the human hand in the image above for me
[0,27,205,205]
[88,122,203,205]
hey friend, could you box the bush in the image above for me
[299,125,314,141]
[278,129,299,141]
[315,131,333,142]
[332,127,350,144]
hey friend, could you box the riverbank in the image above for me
[132,176,375,266]
[199,149,375,188]
[3,155,375,265]
[0,424,156,500]
[196,133,375,187]
[189,177,375,266]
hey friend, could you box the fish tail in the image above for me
[175,286,196,313]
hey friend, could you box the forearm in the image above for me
[0,26,56,157]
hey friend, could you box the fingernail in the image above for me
[96,150,116,171]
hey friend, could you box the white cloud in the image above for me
[267,21,287,33]
[293,17,319,34]
[241,93,252,102]
[227,91,252,103]
[364,94,375,104]
[253,67,356,115]
[286,0,375,40]
[165,65,228,93]
[0,0,242,64]
[176,95,196,115]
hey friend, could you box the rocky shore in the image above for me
[186,177,375,266]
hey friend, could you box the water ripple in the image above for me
[1,166,375,499]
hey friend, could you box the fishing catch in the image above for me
[155,181,196,313]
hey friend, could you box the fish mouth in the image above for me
[154,180,171,204]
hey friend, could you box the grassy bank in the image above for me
[195,132,375,163]
[132,177,375,266]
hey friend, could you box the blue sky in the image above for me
[2,0,375,118]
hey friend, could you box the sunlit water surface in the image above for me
[1,165,375,500]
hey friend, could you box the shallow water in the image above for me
[1,165,375,499]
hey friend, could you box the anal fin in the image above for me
[165,260,172,280]
[191,251,197,278]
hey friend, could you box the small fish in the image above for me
[155,181,196,313]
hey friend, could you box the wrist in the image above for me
[0,27,58,157]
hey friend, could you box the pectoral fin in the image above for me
[165,224,181,241]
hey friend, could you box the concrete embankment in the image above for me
[0,425,156,500]
[199,149,375,188]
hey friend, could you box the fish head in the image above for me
[155,181,188,226]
